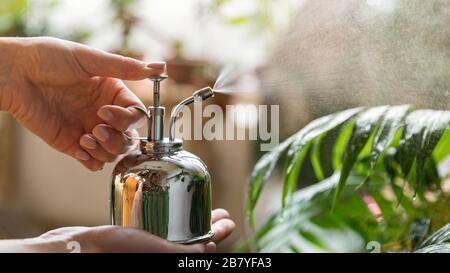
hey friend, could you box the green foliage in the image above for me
[247,108,361,226]
[245,105,450,252]
[333,106,389,210]
[241,174,423,252]
[414,223,450,253]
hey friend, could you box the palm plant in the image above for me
[244,105,450,252]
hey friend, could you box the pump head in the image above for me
[129,72,214,143]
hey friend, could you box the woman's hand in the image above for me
[0,209,235,253]
[0,37,164,171]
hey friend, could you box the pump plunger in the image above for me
[148,75,167,141]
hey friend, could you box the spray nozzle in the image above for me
[169,87,214,141]
[127,81,214,143]
[193,87,215,101]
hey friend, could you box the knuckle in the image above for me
[116,122,130,132]
[120,57,141,78]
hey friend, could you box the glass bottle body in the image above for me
[111,142,212,243]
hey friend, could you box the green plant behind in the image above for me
[245,105,450,252]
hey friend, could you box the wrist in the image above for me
[0,38,28,112]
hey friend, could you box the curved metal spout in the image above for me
[169,87,214,141]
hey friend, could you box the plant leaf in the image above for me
[417,223,450,249]
[416,112,450,186]
[433,129,450,163]
[370,105,411,167]
[245,173,410,253]
[414,243,450,253]
[311,135,325,181]
[245,105,450,253]
[282,142,311,207]
[298,229,328,249]
[283,108,363,205]
[247,135,296,227]
[333,121,354,170]
[248,107,358,225]
[332,106,389,210]
[287,108,364,173]
[397,110,450,192]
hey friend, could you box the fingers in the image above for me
[211,218,235,245]
[77,123,139,172]
[97,105,146,132]
[205,242,217,253]
[86,226,166,253]
[90,226,207,253]
[212,208,231,223]
[74,149,105,171]
[73,43,166,80]
[70,142,104,171]
[91,125,135,155]
[79,159,105,172]
[177,210,235,253]
[204,208,233,252]
[80,134,116,162]
[105,80,146,111]
[96,79,147,131]
[72,208,234,252]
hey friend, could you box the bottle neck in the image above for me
[140,138,182,154]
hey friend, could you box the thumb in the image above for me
[72,43,166,80]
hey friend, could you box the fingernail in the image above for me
[81,135,97,150]
[75,149,90,161]
[93,126,110,142]
[147,62,167,76]
[147,62,166,69]
[98,108,114,122]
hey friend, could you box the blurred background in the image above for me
[1,0,450,252]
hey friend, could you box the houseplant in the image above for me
[245,105,450,252]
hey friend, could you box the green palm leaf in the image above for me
[247,107,361,225]
[414,244,450,253]
[332,106,389,210]
[414,223,450,253]
[416,223,450,249]
[283,108,362,207]
[247,134,296,227]
[370,105,411,166]
[246,105,450,251]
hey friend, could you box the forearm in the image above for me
[0,38,27,112]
